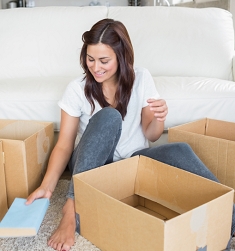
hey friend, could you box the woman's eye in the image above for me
[88,58,94,62]
[101,61,108,64]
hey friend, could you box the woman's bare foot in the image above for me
[48,198,76,251]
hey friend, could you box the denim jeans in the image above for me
[66,107,122,199]
[66,107,235,237]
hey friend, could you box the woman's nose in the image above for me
[93,61,100,71]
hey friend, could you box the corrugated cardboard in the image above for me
[0,120,54,207]
[168,118,235,191]
[73,155,234,251]
[0,141,8,221]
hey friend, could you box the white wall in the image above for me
[230,0,235,12]
[33,0,128,7]
[0,0,128,8]
[0,0,231,8]
[230,0,235,48]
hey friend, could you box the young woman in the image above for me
[27,19,235,251]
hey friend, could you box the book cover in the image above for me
[0,197,49,237]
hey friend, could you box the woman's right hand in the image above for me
[25,186,53,205]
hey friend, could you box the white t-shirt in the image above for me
[58,67,160,161]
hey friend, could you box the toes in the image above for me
[47,236,72,251]
[61,243,71,251]
[56,242,63,251]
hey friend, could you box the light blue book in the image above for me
[0,198,49,237]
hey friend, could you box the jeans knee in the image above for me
[89,107,122,134]
[93,107,122,124]
[174,142,193,154]
[103,107,122,122]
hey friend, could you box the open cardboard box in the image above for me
[73,155,234,251]
[0,141,8,221]
[168,118,235,192]
[0,120,54,207]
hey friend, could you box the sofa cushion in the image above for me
[1,76,234,132]
[108,6,234,81]
[154,76,235,129]
[0,6,107,79]
[0,77,75,131]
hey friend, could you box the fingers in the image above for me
[26,189,42,205]
[25,193,37,205]
[147,99,168,121]
[26,187,52,205]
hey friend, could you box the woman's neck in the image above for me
[102,82,118,107]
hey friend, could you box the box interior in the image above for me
[205,118,235,141]
[172,118,235,142]
[134,156,232,214]
[121,194,179,221]
[75,155,232,217]
[0,120,51,140]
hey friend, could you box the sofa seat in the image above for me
[154,76,235,129]
[0,76,74,131]
[1,75,234,132]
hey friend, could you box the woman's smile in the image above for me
[86,43,118,84]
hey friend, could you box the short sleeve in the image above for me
[141,68,160,107]
[58,78,85,117]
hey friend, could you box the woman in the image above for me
[27,19,235,251]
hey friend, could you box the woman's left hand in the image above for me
[147,98,168,122]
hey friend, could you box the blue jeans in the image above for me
[67,107,122,199]
[67,107,235,237]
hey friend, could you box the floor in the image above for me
[60,168,71,180]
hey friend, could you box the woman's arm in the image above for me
[141,98,168,142]
[26,110,79,203]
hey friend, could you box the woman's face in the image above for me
[86,43,118,85]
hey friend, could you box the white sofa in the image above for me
[0,6,235,138]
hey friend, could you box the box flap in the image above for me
[169,118,207,135]
[74,156,139,200]
[206,118,235,141]
[0,141,8,220]
[0,120,52,140]
[134,156,232,214]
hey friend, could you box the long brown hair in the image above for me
[80,18,135,119]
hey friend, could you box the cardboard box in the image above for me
[0,120,54,207]
[73,155,234,251]
[168,118,235,191]
[0,141,8,221]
